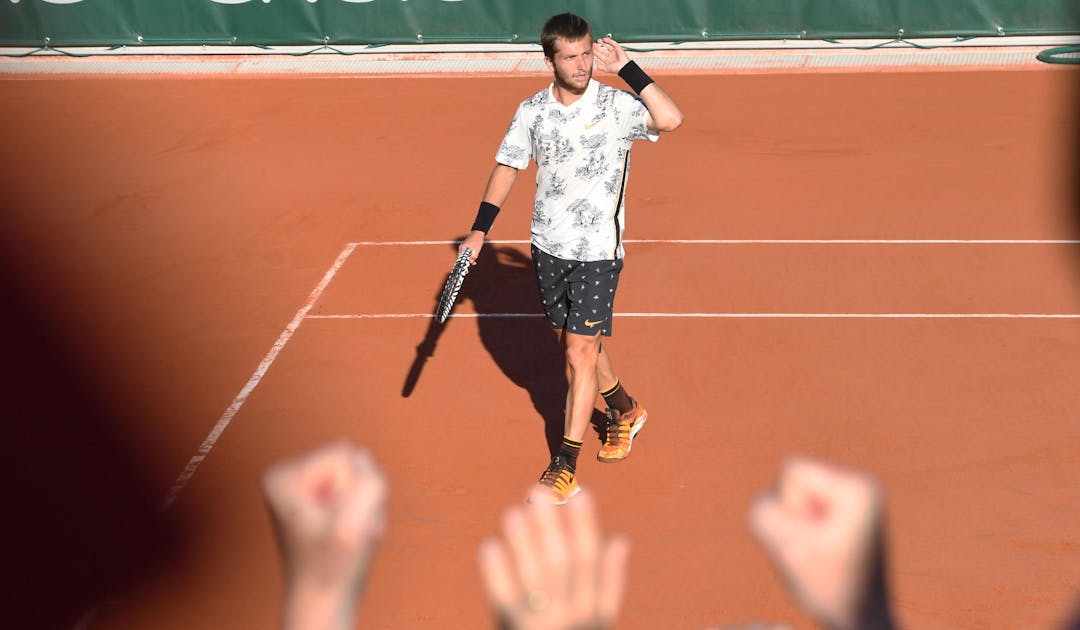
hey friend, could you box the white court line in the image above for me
[311,313,545,319]
[307,312,1080,319]
[161,237,1080,509]
[159,243,358,512]
[350,239,1080,246]
[328,239,1079,319]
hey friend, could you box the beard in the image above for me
[553,64,592,94]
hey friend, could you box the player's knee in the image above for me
[565,336,601,371]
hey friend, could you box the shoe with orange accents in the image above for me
[527,455,581,505]
[597,399,647,463]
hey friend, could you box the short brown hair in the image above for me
[540,13,592,59]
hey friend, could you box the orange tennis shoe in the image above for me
[597,400,647,462]
[527,456,581,505]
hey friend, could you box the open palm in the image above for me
[592,37,630,74]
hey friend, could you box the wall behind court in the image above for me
[1,0,1077,48]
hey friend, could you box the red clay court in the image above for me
[2,51,1079,628]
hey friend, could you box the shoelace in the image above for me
[605,409,629,443]
[539,461,573,489]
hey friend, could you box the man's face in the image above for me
[546,36,593,92]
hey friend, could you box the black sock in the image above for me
[600,380,634,415]
[559,436,583,472]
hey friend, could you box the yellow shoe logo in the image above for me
[584,319,603,327]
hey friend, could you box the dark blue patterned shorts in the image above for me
[532,245,623,337]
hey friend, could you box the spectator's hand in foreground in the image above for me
[707,624,790,630]
[262,442,388,630]
[750,457,895,630]
[479,491,630,630]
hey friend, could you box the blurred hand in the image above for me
[750,457,894,630]
[479,491,630,630]
[262,442,388,630]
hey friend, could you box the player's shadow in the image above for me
[403,240,605,456]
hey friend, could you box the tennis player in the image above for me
[459,13,683,504]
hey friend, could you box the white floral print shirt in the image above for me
[495,79,657,261]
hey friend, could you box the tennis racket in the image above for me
[435,247,472,324]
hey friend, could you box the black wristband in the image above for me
[471,201,500,234]
[618,60,654,95]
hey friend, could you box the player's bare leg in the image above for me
[530,331,600,504]
[564,331,602,441]
[556,330,608,436]
[596,342,618,393]
[556,335,619,418]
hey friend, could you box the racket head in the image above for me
[435,247,472,324]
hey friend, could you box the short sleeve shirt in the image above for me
[495,79,658,262]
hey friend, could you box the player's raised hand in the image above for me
[262,442,388,630]
[749,457,895,630]
[479,491,630,630]
[592,37,630,74]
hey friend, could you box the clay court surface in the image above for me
[2,65,1079,628]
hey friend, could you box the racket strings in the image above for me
[435,249,472,323]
